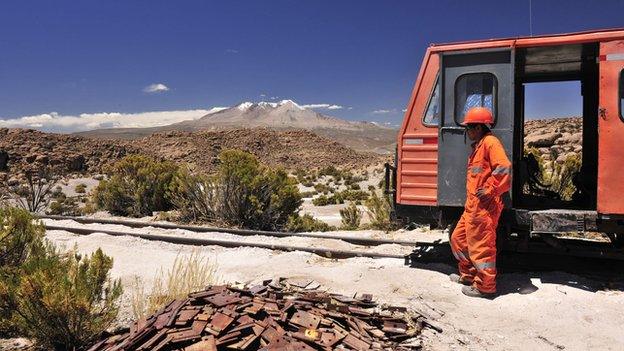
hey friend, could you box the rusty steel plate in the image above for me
[290,310,321,330]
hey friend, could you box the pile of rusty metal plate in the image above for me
[88,279,429,350]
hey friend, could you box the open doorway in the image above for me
[514,43,598,210]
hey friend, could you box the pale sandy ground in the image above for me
[38,218,624,351]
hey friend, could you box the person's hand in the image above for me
[475,187,491,200]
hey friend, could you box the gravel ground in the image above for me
[39,218,624,351]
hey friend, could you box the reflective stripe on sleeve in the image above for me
[469,166,483,174]
[492,166,511,175]
[475,261,496,270]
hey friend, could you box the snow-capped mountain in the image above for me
[172,99,377,131]
[76,100,397,153]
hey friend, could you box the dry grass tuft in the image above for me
[131,250,219,320]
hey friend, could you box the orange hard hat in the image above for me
[462,107,493,125]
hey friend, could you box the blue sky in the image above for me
[0,0,622,130]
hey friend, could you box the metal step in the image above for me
[529,209,598,236]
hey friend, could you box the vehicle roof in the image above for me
[429,27,624,52]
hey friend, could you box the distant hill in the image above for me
[76,100,398,153]
[0,127,383,182]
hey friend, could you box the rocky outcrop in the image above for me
[524,117,582,163]
[0,128,383,180]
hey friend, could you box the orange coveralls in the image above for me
[450,133,511,293]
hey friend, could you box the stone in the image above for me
[0,150,8,171]
[526,132,562,148]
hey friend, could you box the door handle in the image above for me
[599,107,607,120]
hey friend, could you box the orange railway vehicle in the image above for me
[386,28,624,259]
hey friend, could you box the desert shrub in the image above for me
[311,190,365,206]
[524,147,581,201]
[378,178,386,190]
[74,183,87,194]
[51,186,64,199]
[0,207,45,271]
[368,185,376,192]
[294,168,308,184]
[167,168,217,223]
[343,172,365,186]
[340,203,362,230]
[2,246,122,350]
[285,213,335,232]
[548,154,582,201]
[301,180,315,187]
[365,191,398,232]
[312,195,332,206]
[0,208,46,336]
[313,183,333,194]
[47,197,81,216]
[2,169,58,213]
[349,183,361,190]
[300,191,317,198]
[169,150,302,231]
[318,165,342,180]
[94,155,179,217]
[81,200,97,215]
[131,251,218,320]
[339,190,369,202]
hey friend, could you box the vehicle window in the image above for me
[454,73,497,125]
[620,69,623,121]
[423,76,440,126]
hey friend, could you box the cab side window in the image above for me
[618,69,624,121]
[454,73,497,125]
[423,76,441,126]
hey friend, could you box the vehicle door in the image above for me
[438,49,514,207]
[597,40,624,215]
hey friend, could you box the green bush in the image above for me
[312,195,332,206]
[349,183,361,190]
[339,189,369,202]
[524,147,582,201]
[94,155,179,217]
[0,207,45,270]
[300,191,317,198]
[285,214,335,232]
[169,150,302,231]
[340,203,362,230]
[3,247,122,350]
[314,183,334,194]
[0,208,121,349]
[318,165,342,180]
[75,183,87,194]
[47,197,82,216]
[365,191,398,232]
[0,208,45,336]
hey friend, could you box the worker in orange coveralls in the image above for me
[449,107,511,298]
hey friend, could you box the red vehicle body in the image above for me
[388,28,624,258]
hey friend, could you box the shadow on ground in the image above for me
[405,242,624,296]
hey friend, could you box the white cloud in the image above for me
[143,83,170,93]
[225,49,239,54]
[0,108,227,133]
[372,109,395,114]
[301,103,344,110]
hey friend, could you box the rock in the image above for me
[35,154,49,164]
[558,133,582,145]
[0,150,8,171]
[526,132,562,148]
[68,155,86,172]
[8,177,20,186]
